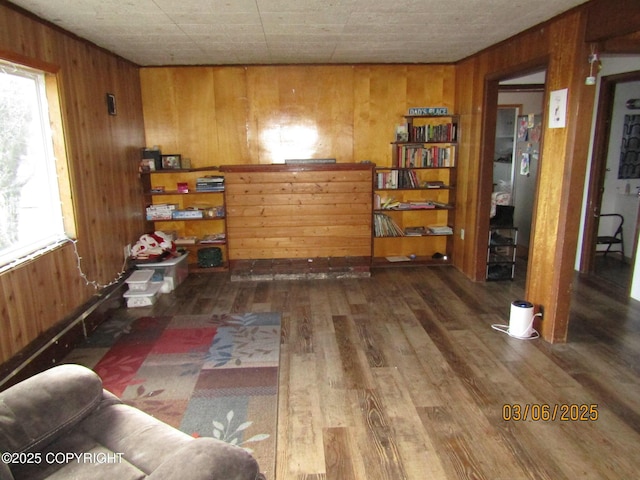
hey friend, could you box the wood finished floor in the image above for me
[115,265,640,480]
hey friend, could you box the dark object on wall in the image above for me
[618,114,640,179]
[106,93,117,115]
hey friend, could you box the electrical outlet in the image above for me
[460,228,465,240]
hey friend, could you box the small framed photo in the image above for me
[161,154,181,169]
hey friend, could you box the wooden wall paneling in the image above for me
[142,65,456,169]
[223,165,373,260]
[175,68,221,167]
[140,68,180,152]
[212,67,251,166]
[0,3,146,366]
[246,66,281,164]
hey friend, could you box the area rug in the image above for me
[64,312,281,479]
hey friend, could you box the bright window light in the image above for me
[0,60,68,269]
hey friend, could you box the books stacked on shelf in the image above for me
[375,169,419,189]
[196,176,225,192]
[374,194,445,211]
[375,195,400,209]
[174,236,198,245]
[200,233,226,244]
[394,145,456,168]
[146,203,177,220]
[427,225,453,235]
[424,181,446,188]
[404,226,427,236]
[408,122,457,143]
[374,213,404,237]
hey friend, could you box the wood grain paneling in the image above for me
[0,4,146,365]
[222,164,373,260]
[140,65,455,168]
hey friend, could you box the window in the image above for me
[0,60,69,269]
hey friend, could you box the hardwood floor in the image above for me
[99,265,640,479]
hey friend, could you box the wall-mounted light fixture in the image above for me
[585,44,601,86]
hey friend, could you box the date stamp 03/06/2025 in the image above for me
[502,403,599,422]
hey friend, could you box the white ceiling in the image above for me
[9,0,588,66]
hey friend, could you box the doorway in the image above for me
[582,71,640,292]
[481,70,546,283]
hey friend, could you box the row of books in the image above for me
[406,122,457,143]
[376,169,420,189]
[374,213,453,238]
[374,195,451,210]
[196,175,224,192]
[374,213,404,237]
[394,144,456,168]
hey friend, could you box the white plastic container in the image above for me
[137,253,188,293]
[125,269,155,291]
[123,283,162,308]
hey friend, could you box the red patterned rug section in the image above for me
[65,312,280,480]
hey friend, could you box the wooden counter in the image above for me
[221,163,374,263]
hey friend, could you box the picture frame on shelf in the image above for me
[161,154,181,169]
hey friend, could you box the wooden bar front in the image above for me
[221,163,374,263]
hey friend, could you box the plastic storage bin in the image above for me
[123,283,162,308]
[136,253,188,293]
[125,269,154,291]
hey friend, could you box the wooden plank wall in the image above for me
[222,164,373,260]
[0,4,146,366]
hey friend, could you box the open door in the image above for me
[582,71,640,292]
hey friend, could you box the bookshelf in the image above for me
[141,166,228,272]
[372,114,458,267]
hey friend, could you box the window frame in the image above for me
[0,53,75,271]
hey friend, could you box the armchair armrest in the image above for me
[147,438,264,480]
[0,364,103,453]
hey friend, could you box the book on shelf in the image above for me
[394,144,456,168]
[375,169,420,189]
[409,122,457,143]
[146,203,177,220]
[404,226,427,236]
[373,213,404,237]
[196,175,225,192]
[424,181,446,188]
[174,236,198,245]
[427,225,453,235]
[200,233,226,244]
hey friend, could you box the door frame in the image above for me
[580,70,640,293]
[475,59,548,282]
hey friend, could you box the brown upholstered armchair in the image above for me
[0,364,266,480]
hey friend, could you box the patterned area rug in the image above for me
[64,312,281,479]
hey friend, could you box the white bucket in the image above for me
[491,300,541,339]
